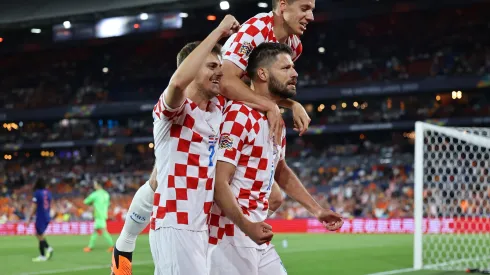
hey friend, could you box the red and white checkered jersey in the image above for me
[208,101,286,248]
[222,12,303,72]
[150,89,226,231]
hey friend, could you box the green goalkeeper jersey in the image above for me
[84,189,110,220]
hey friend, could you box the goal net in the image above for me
[414,122,490,271]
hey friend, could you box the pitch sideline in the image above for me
[365,268,416,275]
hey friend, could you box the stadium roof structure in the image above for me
[0,0,484,29]
[0,0,255,28]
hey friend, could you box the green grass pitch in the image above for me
[0,234,471,275]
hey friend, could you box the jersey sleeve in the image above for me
[222,18,269,71]
[217,103,254,166]
[152,88,185,121]
[84,192,95,205]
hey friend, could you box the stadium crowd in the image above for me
[3,89,490,145]
[1,5,489,110]
[1,132,416,223]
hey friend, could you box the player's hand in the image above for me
[216,15,241,37]
[291,102,311,136]
[243,221,274,245]
[315,209,343,231]
[266,103,284,145]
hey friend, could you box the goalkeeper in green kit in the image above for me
[83,180,114,252]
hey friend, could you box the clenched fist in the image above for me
[216,14,241,37]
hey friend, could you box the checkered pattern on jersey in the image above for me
[208,101,286,246]
[150,94,226,230]
[222,12,303,71]
[153,89,185,121]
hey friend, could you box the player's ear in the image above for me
[257,67,268,82]
[279,0,288,13]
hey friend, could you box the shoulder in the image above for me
[238,12,273,40]
[153,89,190,121]
[223,101,264,121]
[244,12,273,25]
[222,101,266,136]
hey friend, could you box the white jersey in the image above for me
[151,90,226,231]
[208,101,286,248]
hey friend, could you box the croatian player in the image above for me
[149,15,273,275]
[83,180,114,252]
[109,14,308,274]
[28,178,54,262]
[220,0,315,214]
[208,43,343,275]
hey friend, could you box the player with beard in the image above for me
[220,0,315,216]
[110,15,274,275]
[208,43,343,275]
[111,13,316,275]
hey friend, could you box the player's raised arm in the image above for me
[164,15,240,109]
[274,159,343,231]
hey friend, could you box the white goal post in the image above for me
[414,121,490,271]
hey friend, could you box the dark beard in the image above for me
[268,74,296,99]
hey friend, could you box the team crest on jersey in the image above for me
[238,42,253,56]
[219,134,234,150]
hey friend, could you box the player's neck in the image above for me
[251,83,281,105]
[187,85,212,111]
[272,10,290,43]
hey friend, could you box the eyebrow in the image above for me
[302,4,314,10]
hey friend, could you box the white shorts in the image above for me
[208,241,287,275]
[149,227,208,275]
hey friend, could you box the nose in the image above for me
[216,66,224,77]
[306,10,314,22]
[292,68,298,78]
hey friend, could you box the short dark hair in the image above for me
[176,41,222,68]
[34,178,46,190]
[246,42,293,80]
[272,0,296,10]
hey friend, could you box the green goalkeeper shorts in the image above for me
[94,218,107,229]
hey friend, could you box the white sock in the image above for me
[115,181,154,252]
